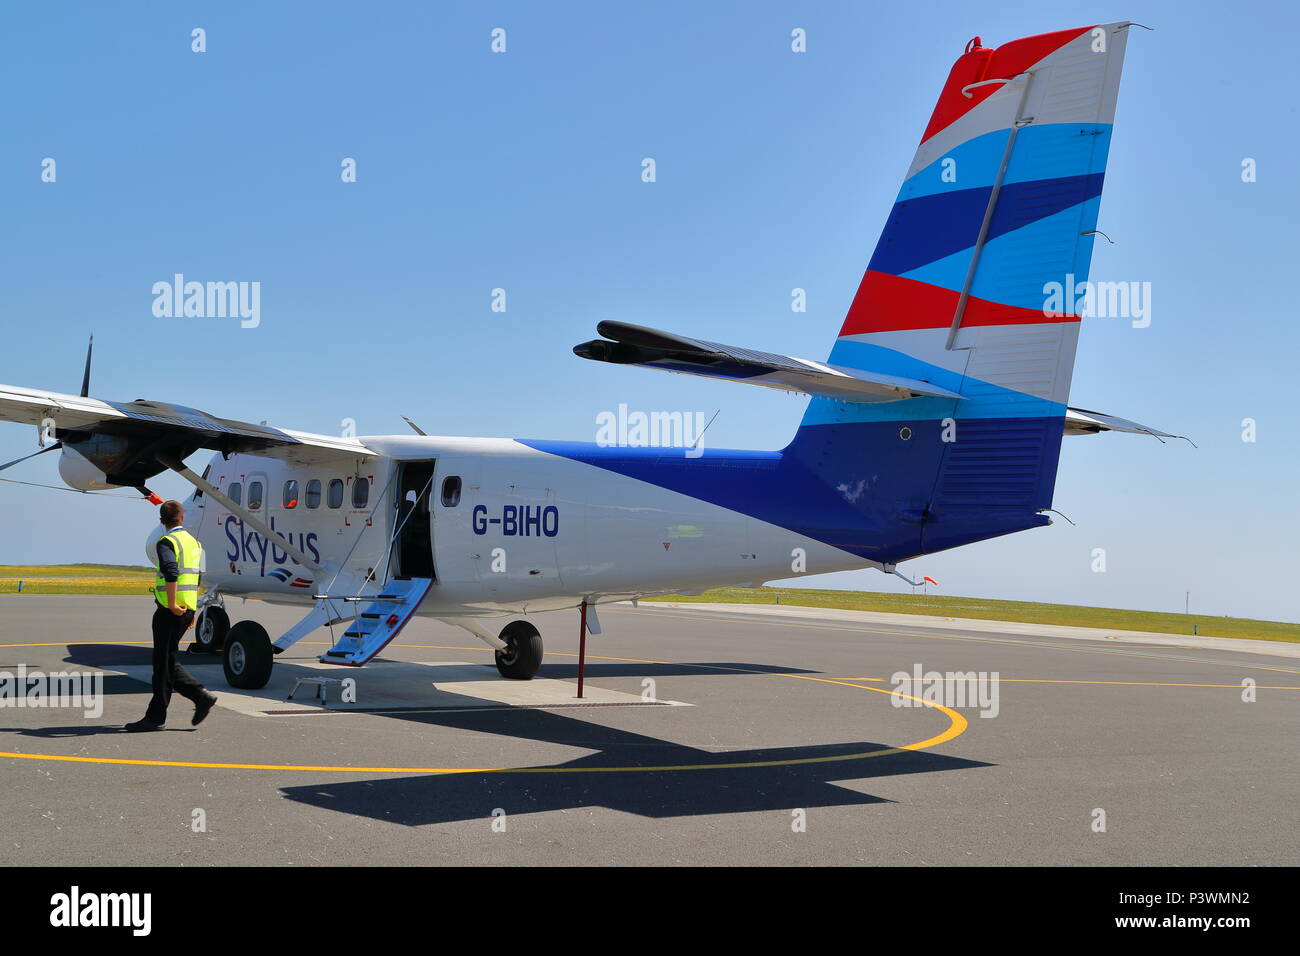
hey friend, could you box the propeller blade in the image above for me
[0,441,62,474]
[80,334,94,397]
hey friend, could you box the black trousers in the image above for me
[144,605,207,723]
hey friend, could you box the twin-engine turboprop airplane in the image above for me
[0,22,1176,691]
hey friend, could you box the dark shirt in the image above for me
[156,527,184,583]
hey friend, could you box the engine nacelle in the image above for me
[58,445,124,491]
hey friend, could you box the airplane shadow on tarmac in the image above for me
[278,708,990,823]
[45,642,992,821]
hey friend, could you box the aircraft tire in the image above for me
[223,621,274,689]
[495,620,543,680]
[193,606,230,654]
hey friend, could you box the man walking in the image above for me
[126,500,218,732]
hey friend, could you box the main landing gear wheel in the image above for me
[223,621,274,689]
[495,620,543,680]
[193,606,230,654]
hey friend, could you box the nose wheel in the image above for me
[193,606,230,654]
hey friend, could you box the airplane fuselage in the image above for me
[188,435,880,621]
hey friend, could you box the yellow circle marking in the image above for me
[0,643,965,775]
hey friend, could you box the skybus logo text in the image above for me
[223,516,322,575]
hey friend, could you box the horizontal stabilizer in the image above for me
[1064,406,1186,442]
[574,321,964,403]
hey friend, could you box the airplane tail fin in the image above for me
[791,23,1133,559]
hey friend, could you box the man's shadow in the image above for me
[0,724,194,737]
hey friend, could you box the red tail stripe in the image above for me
[920,26,1095,144]
[839,271,1078,337]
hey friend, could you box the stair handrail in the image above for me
[318,467,402,610]
[334,469,436,652]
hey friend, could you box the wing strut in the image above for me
[155,453,329,576]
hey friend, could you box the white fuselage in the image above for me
[187,435,877,621]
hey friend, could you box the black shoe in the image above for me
[125,718,164,733]
[192,694,218,726]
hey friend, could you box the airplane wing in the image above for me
[0,382,374,488]
[574,321,965,403]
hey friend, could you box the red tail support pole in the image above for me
[577,601,588,699]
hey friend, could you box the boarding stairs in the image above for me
[278,467,437,666]
[317,576,435,666]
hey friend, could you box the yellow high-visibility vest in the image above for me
[153,528,203,611]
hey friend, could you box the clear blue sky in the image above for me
[1,1,1296,622]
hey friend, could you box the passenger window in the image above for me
[305,479,322,509]
[247,481,264,511]
[352,476,370,509]
[441,476,462,507]
[282,480,299,509]
[327,479,344,509]
[228,482,242,506]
